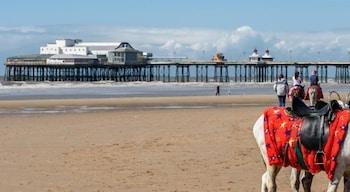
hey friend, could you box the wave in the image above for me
[0,80,278,89]
[0,80,347,100]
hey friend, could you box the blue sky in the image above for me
[1,0,350,72]
[1,0,349,31]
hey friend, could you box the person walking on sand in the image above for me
[216,85,220,96]
[273,74,289,107]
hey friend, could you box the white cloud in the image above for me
[274,40,286,49]
[2,24,350,63]
[161,40,183,50]
[0,26,46,33]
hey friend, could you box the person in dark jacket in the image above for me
[216,85,220,96]
[309,70,319,86]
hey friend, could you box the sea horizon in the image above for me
[0,80,348,100]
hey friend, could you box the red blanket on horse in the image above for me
[264,107,350,180]
[304,85,324,100]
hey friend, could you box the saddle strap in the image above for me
[295,141,308,170]
[318,115,325,152]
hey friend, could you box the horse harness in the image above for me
[291,97,340,165]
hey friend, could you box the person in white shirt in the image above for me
[292,71,303,87]
[273,74,289,107]
[288,71,305,101]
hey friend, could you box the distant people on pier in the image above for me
[288,71,305,101]
[305,70,323,106]
[273,74,289,107]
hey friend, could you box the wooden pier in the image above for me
[4,61,350,83]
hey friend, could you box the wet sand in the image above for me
[0,95,340,191]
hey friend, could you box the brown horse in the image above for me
[305,85,324,107]
[288,85,305,102]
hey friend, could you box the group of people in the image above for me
[273,70,322,107]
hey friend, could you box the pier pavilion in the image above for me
[4,60,350,84]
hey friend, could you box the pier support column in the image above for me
[196,65,199,82]
[248,66,252,82]
[239,65,242,82]
[243,65,246,82]
[186,65,190,82]
[234,65,237,82]
[205,65,208,82]
[168,65,171,82]
[220,66,223,82]
[214,65,218,82]
[325,65,328,83]
[181,66,185,82]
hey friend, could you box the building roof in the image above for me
[75,45,118,51]
[249,48,260,58]
[49,54,98,59]
[262,49,273,59]
[7,54,52,60]
[249,53,260,58]
[262,54,273,59]
[115,47,140,53]
[77,42,120,47]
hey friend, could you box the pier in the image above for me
[4,61,350,83]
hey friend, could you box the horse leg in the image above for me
[343,171,350,192]
[262,165,281,192]
[326,161,345,192]
[290,168,300,192]
[301,171,313,192]
[253,115,281,192]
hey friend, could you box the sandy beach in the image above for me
[0,95,342,191]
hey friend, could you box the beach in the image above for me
[0,95,341,191]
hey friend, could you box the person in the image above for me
[292,71,303,87]
[273,74,289,107]
[288,71,304,101]
[309,70,319,86]
[305,69,323,103]
[216,85,220,96]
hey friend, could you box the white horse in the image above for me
[308,86,318,107]
[253,112,350,192]
[290,94,350,192]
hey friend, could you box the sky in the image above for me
[1,0,350,72]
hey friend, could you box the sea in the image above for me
[0,80,349,115]
[0,80,349,100]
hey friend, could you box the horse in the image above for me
[253,97,350,192]
[305,85,324,107]
[289,85,305,102]
[290,92,349,192]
